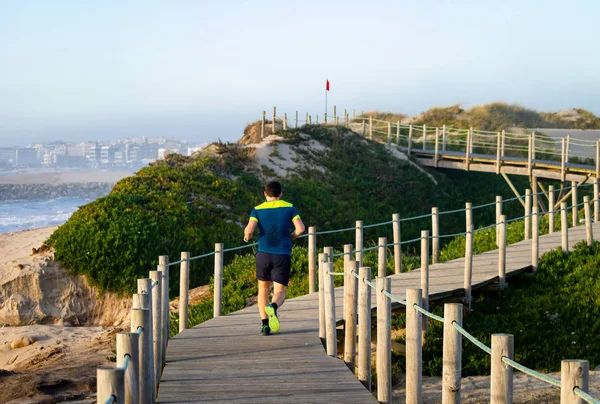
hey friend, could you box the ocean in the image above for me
[0,197,92,234]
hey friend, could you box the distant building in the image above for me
[0,147,17,166]
[16,148,40,166]
[56,154,87,168]
[100,145,118,165]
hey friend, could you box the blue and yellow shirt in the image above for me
[250,200,300,256]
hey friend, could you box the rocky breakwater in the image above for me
[0,227,131,327]
[0,182,114,201]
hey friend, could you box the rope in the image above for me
[316,226,357,235]
[574,388,600,404]
[383,289,406,306]
[439,207,467,215]
[363,220,394,229]
[472,201,498,210]
[167,259,183,267]
[104,396,116,404]
[136,326,143,335]
[190,251,216,261]
[413,304,444,322]
[452,322,492,354]
[122,354,131,371]
[364,278,376,289]
[400,213,432,222]
[473,222,499,232]
[223,243,258,253]
[327,272,346,276]
[501,357,561,388]
[152,281,158,288]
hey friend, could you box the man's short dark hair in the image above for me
[264,181,282,198]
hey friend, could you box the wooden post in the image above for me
[442,304,463,404]
[396,121,400,145]
[421,230,429,334]
[562,202,569,252]
[501,129,506,157]
[158,255,169,364]
[357,266,372,391]
[464,209,473,311]
[213,244,224,317]
[272,106,276,133]
[308,226,317,294]
[117,332,139,404]
[323,248,336,357]
[408,124,413,155]
[283,113,287,130]
[561,138,566,182]
[387,121,392,145]
[561,360,589,404]
[362,120,366,136]
[355,220,364,267]
[149,270,162,384]
[378,237,387,278]
[525,189,531,239]
[496,132,501,174]
[432,207,439,264]
[295,110,298,128]
[334,105,337,122]
[117,332,140,404]
[499,215,506,285]
[344,109,348,126]
[318,253,326,341]
[392,214,402,274]
[490,334,514,404]
[532,130,536,161]
[369,116,373,139]
[306,112,309,125]
[496,196,503,245]
[133,288,155,403]
[131,305,151,404]
[532,175,539,211]
[422,124,427,150]
[532,206,539,272]
[549,185,556,233]
[434,127,440,167]
[572,181,578,227]
[465,128,471,171]
[261,111,265,139]
[527,133,533,177]
[584,196,593,247]
[377,277,392,404]
[469,127,474,154]
[179,252,190,332]
[406,288,423,404]
[97,366,125,404]
[442,125,447,151]
[566,134,571,163]
[344,260,359,372]
[594,179,599,223]
[324,112,327,124]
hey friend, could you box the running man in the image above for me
[244,181,305,336]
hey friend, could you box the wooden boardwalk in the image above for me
[157,222,599,403]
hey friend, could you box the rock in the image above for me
[10,336,34,349]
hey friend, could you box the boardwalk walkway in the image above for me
[157,222,600,403]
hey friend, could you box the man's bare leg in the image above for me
[258,280,271,320]
[272,282,287,308]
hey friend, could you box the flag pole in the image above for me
[325,81,327,119]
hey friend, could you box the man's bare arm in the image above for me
[244,220,257,242]
[290,217,305,241]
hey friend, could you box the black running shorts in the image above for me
[255,251,292,286]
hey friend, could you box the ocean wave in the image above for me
[0,197,93,234]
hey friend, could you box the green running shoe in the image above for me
[265,303,280,333]
[259,325,271,336]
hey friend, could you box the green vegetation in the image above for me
[47,124,529,295]
[390,241,600,376]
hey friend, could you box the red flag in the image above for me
[326,79,330,91]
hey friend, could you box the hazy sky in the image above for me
[1,0,599,146]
